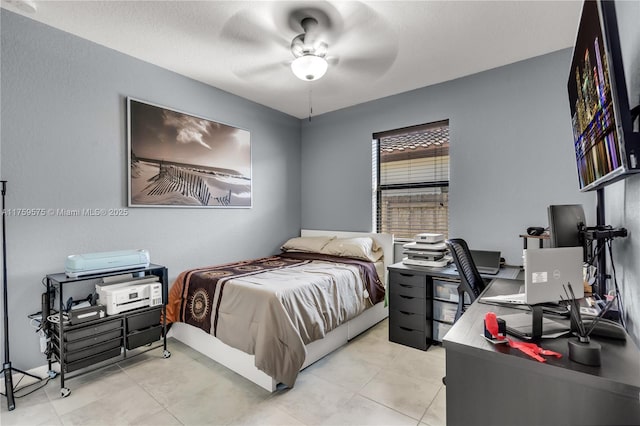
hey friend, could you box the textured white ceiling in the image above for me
[1,0,583,119]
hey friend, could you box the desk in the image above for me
[443,278,640,426]
[387,263,521,349]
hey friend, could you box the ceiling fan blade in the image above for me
[332,34,398,79]
[219,9,289,50]
[310,2,398,81]
[337,56,396,79]
[233,61,289,80]
[326,56,339,66]
[329,2,381,46]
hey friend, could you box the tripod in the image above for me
[1,181,43,410]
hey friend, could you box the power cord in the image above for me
[47,313,69,325]
[29,317,41,330]
[607,239,626,328]
[41,276,57,308]
[0,374,51,399]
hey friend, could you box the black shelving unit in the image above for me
[45,264,170,397]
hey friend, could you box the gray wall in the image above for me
[604,0,640,343]
[300,49,595,265]
[300,1,640,345]
[0,10,301,370]
[2,1,639,370]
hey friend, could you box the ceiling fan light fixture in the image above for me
[291,54,328,81]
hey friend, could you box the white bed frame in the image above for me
[167,229,393,392]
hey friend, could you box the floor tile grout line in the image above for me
[419,385,445,426]
[126,379,176,425]
[278,404,312,426]
[356,391,426,423]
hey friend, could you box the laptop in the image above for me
[481,247,583,305]
[470,250,501,275]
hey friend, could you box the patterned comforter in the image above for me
[166,252,384,387]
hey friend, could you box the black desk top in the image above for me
[444,278,640,394]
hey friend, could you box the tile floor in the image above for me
[0,319,446,426]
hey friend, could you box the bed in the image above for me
[166,229,393,391]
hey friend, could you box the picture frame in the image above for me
[127,97,252,208]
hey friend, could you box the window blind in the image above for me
[374,120,450,240]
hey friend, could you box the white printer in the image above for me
[95,276,162,315]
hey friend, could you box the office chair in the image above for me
[445,238,486,322]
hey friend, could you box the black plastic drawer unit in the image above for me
[125,307,162,350]
[389,322,429,349]
[389,271,425,288]
[126,308,161,332]
[64,338,123,363]
[64,348,123,373]
[126,325,163,350]
[388,270,430,350]
[51,317,124,373]
[64,329,123,352]
[53,317,123,342]
[390,309,426,331]
[55,318,123,341]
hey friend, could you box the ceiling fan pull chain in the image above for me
[308,85,313,122]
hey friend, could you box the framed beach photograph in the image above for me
[127,97,251,208]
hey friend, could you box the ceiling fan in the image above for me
[221,2,398,87]
[289,16,329,81]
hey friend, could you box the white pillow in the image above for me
[320,237,383,262]
[281,236,335,253]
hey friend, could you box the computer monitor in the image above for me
[547,204,586,248]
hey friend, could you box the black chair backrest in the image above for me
[446,238,486,321]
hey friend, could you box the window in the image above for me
[374,120,450,240]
